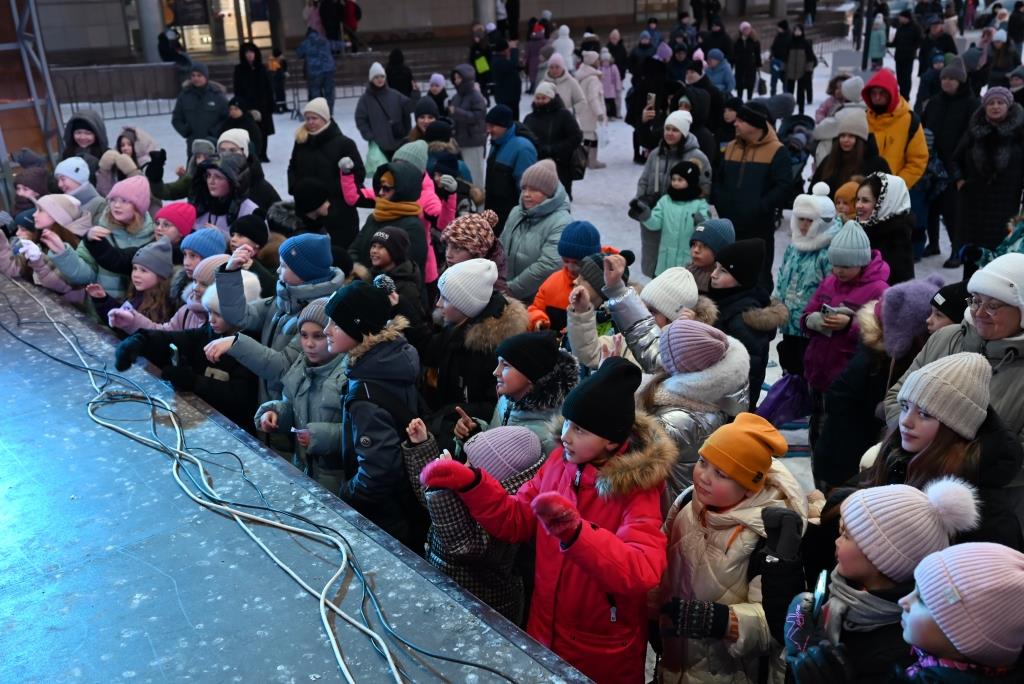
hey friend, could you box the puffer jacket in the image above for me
[458,413,677,684]
[706,58,737,94]
[654,460,811,684]
[862,69,929,189]
[635,136,713,202]
[214,264,348,403]
[501,182,572,303]
[354,82,416,154]
[523,95,584,194]
[171,80,229,149]
[772,214,837,337]
[449,64,489,148]
[403,434,545,623]
[566,297,637,371]
[348,161,428,273]
[642,195,712,276]
[486,123,539,227]
[637,336,750,498]
[114,292,208,334]
[528,266,575,331]
[801,251,890,393]
[0,233,85,306]
[885,313,1024,444]
[570,63,606,133]
[712,127,791,241]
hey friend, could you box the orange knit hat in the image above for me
[834,181,859,207]
[698,413,787,492]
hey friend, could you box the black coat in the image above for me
[233,43,275,138]
[865,212,916,284]
[770,30,791,61]
[607,40,629,84]
[922,83,980,167]
[708,285,775,408]
[700,28,734,61]
[374,260,430,351]
[918,31,957,75]
[891,21,922,62]
[386,49,415,96]
[287,120,365,248]
[733,36,762,91]
[839,583,917,684]
[490,48,522,109]
[523,95,583,191]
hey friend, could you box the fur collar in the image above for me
[656,337,750,405]
[742,298,791,331]
[427,140,460,155]
[692,294,719,326]
[345,316,409,366]
[463,296,529,353]
[790,216,840,252]
[969,103,1024,177]
[514,351,578,412]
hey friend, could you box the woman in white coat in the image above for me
[573,51,610,168]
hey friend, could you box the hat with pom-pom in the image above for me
[828,220,872,267]
[465,425,543,482]
[442,210,498,256]
[578,249,634,302]
[810,181,837,221]
[898,352,991,439]
[840,477,979,582]
[881,275,944,359]
[640,266,699,321]
[660,319,729,375]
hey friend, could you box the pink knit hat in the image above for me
[659,319,729,376]
[914,542,1024,667]
[192,254,230,286]
[108,176,151,216]
[548,52,566,70]
[464,426,542,482]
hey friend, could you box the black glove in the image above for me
[145,149,166,184]
[959,243,982,264]
[789,641,856,684]
[661,598,731,639]
[763,507,803,562]
[627,198,651,221]
[784,592,824,656]
[161,365,194,391]
[114,334,146,371]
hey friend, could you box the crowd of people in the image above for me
[5,5,1024,683]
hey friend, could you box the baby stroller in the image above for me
[776,113,816,221]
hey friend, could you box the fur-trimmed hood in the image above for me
[742,297,791,331]
[691,294,719,326]
[463,293,529,353]
[857,300,886,353]
[345,315,410,367]
[427,139,461,156]
[513,350,579,413]
[652,336,750,409]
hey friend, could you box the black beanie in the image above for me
[369,226,410,265]
[325,281,391,343]
[424,118,454,143]
[687,61,704,76]
[230,214,269,248]
[496,331,562,383]
[715,238,765,290]
[736,102,770,132]
[561,357,641,443]
[578,250,635,302]
[668,161,703,201]
[293,179,330,216]
[931,280,968,324]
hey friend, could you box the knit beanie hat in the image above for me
[424,119,454,143]
[687,60,704,76]
[229,214,270,248]
[835,108,869,141]
[325,280,391,342]
[293,178,330,216]
[670,160,703,190]
[840,76,864,102]
[485,104,515,128]
[690,218,735,255]
[368,62,386,80]
[582,50,599,66]
[548,52,567,70]
[201,270,260,314]
[429,72,446,88]
[834,180,859,209]
[828,220,872,267]
[414,96,440,120]
[897,352,991,440]
[967,252,1024,318]
[279,233,333,283]
[107,176,151,216]
[579,250,634,301]
[192,254,230,286]
[931,280,968,324]
[736,102,770,132]
[660,319,729,375]
[465,426,543,482]
[191,138,216,157]
[534,81,558,100]
[640,267,699,321]
[983,86,1013,107]
[561,357,642,443]
[190,61,210,78]
[438,258,498,317]
[392,140,429,174]
[665,110,693,136]
[881,274,944,359]
[181,227,227,259]
[369,226,410,264]
[54,157,90,185]
[715,238,765,289]
[132,238,174,279]
[217,128,251,153]
[33,194,82,228]
[840,477,980,582]
[14,208,35,232]
[442,210,498,256]
[154,202,196,238]
[557,221,602,260]
[941,57,968,84]
[698,412,787,492]
[914,543,1024,667]
[303,97,331,123]
[655,42,673,62]
[496,331,562,383]
[520,159,560,197]
[297,296,330,329]
[707,48,725,62]
[14,166,48,197]
[1011,65,1024,82]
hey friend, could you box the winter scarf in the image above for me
[905,647,1015,678]
[825,570,904,645]
[863,174,912,227]
[969,104,1024,180]
[372,198,422,222]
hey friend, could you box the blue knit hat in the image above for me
[557,221,602,260]
[181,227,227,259]
[828,220,872,267]
[690,218,735,256]
[707,48,725,62]
[279,233,333,283]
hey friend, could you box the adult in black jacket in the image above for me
[891,10,923,99]
[733,26,762,100]
[287,99,366,249]
[626,54,668,161]
[769,21,791,95]
[700,18,733,61]
[685,65,726,148]
[489,39,522,120]
[918,19,958,76]
[385,48,415,97]
[232,42,275,162]
[606,29,630,86]
[523,85,583,198]
[219,99,264,159]
[638,85,719,167]
[1011,1,1024,45]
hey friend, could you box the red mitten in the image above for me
[531,492,582,543]
[420,459,477,491]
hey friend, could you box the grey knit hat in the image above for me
[828,220,872,267]
[897,352,991,440]
[465,425,543,482]
[520,159,560,197]
[132,238,174,279]
[297,296,330,329]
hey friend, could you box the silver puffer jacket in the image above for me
[638,336,750,500]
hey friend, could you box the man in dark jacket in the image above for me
[918,17,958,77]
[891,10,923,99]
[172,63,229,158]
[523,84,583,198]
[769,21,791,95]
[484,105,538,227]
[232,42,275,162]
[712,102,792,290]
[489,38,522,120]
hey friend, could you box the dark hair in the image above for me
[827,73,851,97]
[818,136,866,187]
[867,422,981,489]
[858,173,884,203]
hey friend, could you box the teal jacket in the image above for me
[642,196,710,276]
[772,216,839,337]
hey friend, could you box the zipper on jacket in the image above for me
[606,593,618,623]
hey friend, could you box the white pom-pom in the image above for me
[812,181,831,197]
[925,476,981,536]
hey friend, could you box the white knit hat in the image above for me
[217,128,251,153]
[201,270,261,315]
[438,258,498,317]
[534,81,557,100]
[640,267,698,322]
[967,252,1024,319]
[835,107,869,141]
[840,477,979,582]
[54,157,90,185]
[303,97,331,123]
[369,61,386,80]
[665,110,693,137]
[897,352,991,440]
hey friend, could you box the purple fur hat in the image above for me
[882,274,944,359]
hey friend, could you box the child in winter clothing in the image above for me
[228,214,276,296]
[786,478,980,683]
[420,358,676,684]
[599,48,623,119]
[368,226,430,350]
[247,298,348,491]
[927,280,967,333]
[833,180,859,222]
[635,161,711,276]
[403,424,547,624]
[566,249,640,370]
[440,209,509,293]
[90,238,176,326]
[868,15,887,70]
[528,220,601,332]
[638,319,750,497]
[54,156,104,218]
[773,182,839,375]
[688,217,735,293]
[653,413,811,683]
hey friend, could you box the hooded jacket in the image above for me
[861,173,917,284]
[523,94,584,187]
[486,123,539,227]
[863,69,929,189]
[773,211,838,337]
[61,109,109,162]
[922,81,980,168]
[712,127,792,239]
[802,251,891,392]
[190,154,259,234]
[643,194,712,276]
[706,56,737,94]
[232,42,275,138]
[385,48,415,96]
[348,160,427,272]
[500,182,572,302]
[458,412,676,684]
[636,135,713,202]
[96,126,158,195]
[449,64,489,148]
[172,79,229,148]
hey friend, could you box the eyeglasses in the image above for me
[966,296,1013,315]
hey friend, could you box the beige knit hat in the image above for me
[840,477,980,582]
[438,258,498,317]
[639,267,698,322]
[303,97,331,123]
[520,159,560,197]
[897,352,991,439]
[297,296,330,329]
[192,254,230,286]
[33,194,82,228]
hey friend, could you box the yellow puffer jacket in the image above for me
[864,68,928,189]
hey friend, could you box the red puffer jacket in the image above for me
[458,413,676,684]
